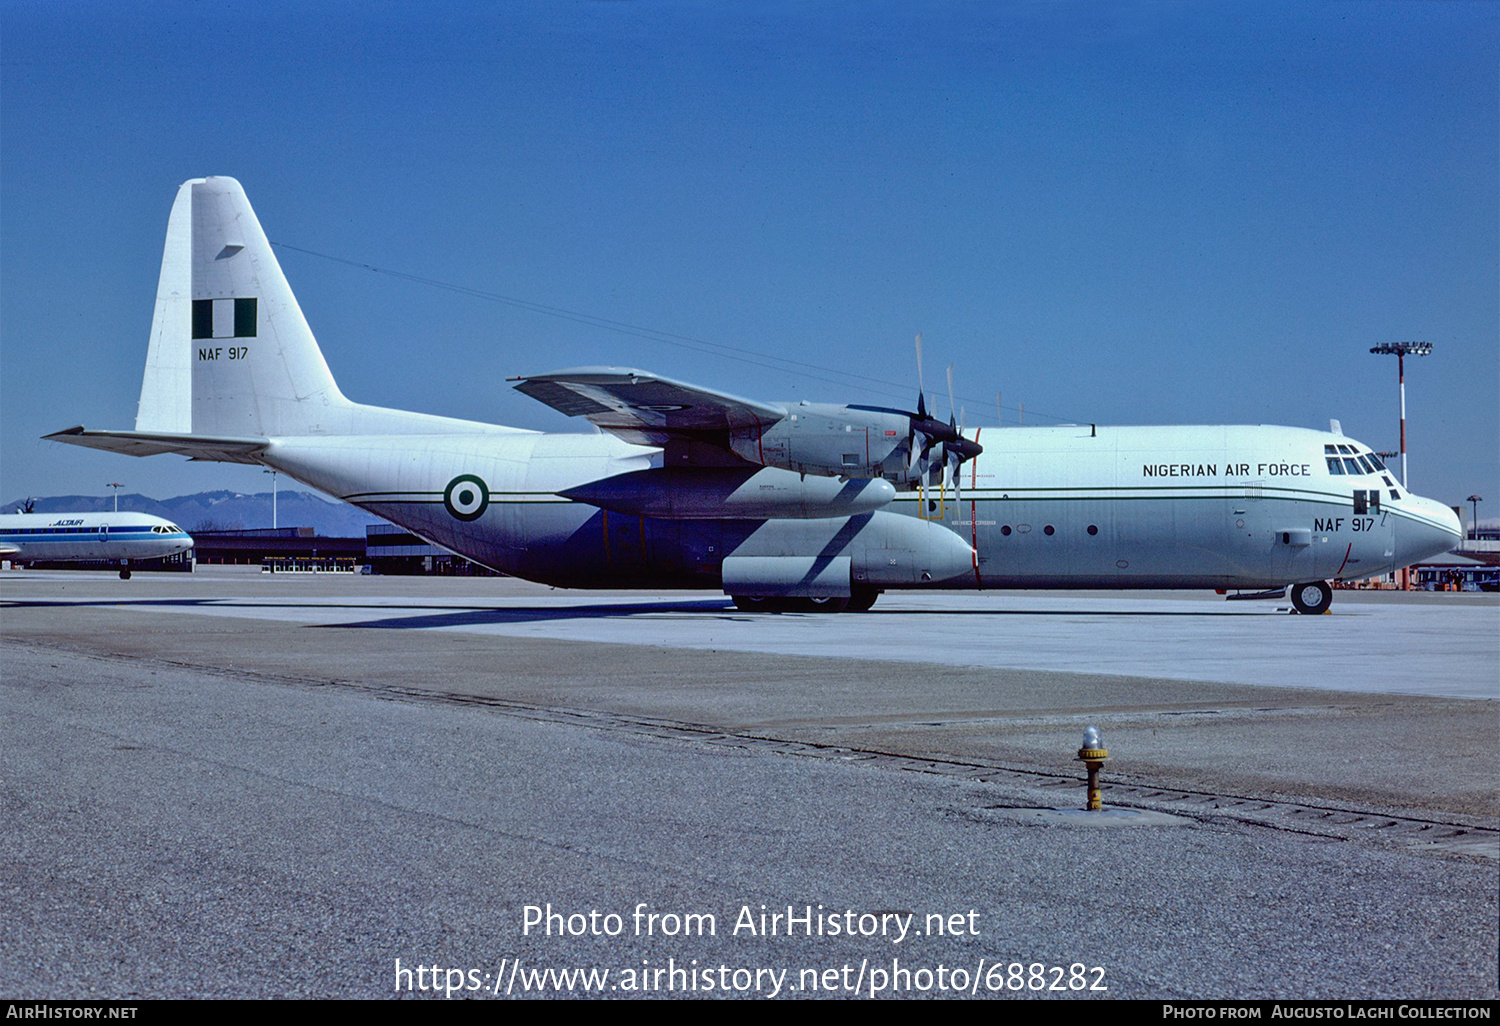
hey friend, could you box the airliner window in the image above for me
[1337,445,1355,454]
[1389,489,1400,500]
[1342,458,1362,475]
[1326,458,1345,475]
[1356,456,1375,474]
[1324,445,1337,454]
[1367,453,1386,471]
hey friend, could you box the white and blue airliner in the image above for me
[0,512,193,579]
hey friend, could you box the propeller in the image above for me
[903,339,982,487]
[948,406,969,506]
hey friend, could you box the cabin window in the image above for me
[1000,525,1012,536]
[1087,524,1098,535]
[1043,525,1055,536]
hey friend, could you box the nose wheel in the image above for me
[1290,580,1332,615]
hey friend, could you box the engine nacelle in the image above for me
[728,402,912,479]
[559,466,896,520]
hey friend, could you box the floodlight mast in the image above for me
[1369,341,1432,489]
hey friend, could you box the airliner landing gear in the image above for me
[846,585,880,612]
[1290,580,1332,615]
[119,569,132,580]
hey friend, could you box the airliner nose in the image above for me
[1395,495,1463,568]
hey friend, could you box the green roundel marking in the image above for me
[443,475,489,521]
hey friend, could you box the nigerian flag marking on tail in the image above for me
[192,298,257,339]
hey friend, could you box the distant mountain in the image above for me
[2,490,388,537]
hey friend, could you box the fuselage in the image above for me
[0,512,193,564]
[256,420,1461,592]
[44,178,1466,605]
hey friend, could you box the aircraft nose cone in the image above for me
[1395,496,1463,568]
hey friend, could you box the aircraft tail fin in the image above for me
[136,177,350,438]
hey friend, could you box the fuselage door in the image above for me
[603,511,647,569]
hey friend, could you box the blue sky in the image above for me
[3,1,1495,518]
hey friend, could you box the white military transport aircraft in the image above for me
[0,511,192,579]
[47,178,1462,612]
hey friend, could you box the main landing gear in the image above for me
[119,569,132,580]
[732,586,881,613]
[1289,580,1332,615]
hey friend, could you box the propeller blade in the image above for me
[907,429,929,474]
[954,406,967,505]
[946,364,956,431]
[914,334,927,420]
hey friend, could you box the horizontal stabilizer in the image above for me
[44,426,269,465]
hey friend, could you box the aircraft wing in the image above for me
[44,427,270,465]
[513,368,786,447]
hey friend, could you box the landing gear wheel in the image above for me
[804,596,850,613]
[1290,580,1331,615]
[846,586,880,612]
[731,595,769,612]
[119,569,132,580]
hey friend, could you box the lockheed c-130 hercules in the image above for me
[47,177,1463,613]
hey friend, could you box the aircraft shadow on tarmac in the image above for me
[1,596,1283,630]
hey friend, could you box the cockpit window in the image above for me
[1355,455,1375,474]
[1337,444,1355,454]
[1324,445,1337,454]
[1366,452,1386,471]
[1326,457,1345,475]
[1342,458,1363,475]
